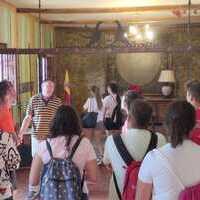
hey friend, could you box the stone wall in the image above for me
[53,27,200,111]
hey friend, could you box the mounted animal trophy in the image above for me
[111,20,132,47]
[83,21,103,47]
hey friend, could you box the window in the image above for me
[42,57,48,81]
[0,44,17,90]
[0,54,17,90]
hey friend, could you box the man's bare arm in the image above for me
[18,115,32,140]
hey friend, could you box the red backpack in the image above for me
[157,149,200,200]
[179,184,200,200]
[112,132,158,200]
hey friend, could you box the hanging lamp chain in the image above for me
[187,0,192,80]
[39,0,42,48]
[187,0,191,43]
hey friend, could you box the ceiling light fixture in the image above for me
[129,25,138,35]
[135,33,142,40]
[124,24,155,42]
[145,30,154,40]
[144,24,150,30]
[124,32,128,38]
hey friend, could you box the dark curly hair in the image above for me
[49,105,82,142]
[0,80,13,106]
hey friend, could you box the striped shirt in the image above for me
[26,94,62,140]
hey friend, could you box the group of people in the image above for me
[0,78,200,200]
[82,82,124,164]
[0,79,97,200]
[103,80,200,200]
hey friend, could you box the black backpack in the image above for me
[111,104,124,129]
[104,104,125,130]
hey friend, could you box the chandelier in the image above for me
[124,24,155,42]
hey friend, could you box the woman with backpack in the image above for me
[28,105,97,200]
[103,99,166,200]
[83,85,105,165]
[103,82,123,131]
[136,101,200,200]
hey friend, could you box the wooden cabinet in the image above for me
[145,96,175,133]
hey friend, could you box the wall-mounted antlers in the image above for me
[111,20,131,47]
[85,21,103,47]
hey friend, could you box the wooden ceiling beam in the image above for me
[40,16,200,25]
[54,23,200,32]
[1,45,200,55]
[40,20,76,25]
[17,4,200,14]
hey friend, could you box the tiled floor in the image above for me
[14,166,110,200]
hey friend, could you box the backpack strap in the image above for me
[0,129,3,140]
[113,172,122,200]
[69,136,83,159]
[113,134,133,166]
[70,136,85,191]
[46,140,53,158]
[111,105,117,122]
[110,95,117,118]
[112,131,158,199]
[81,170,86,189]
[143,131,158,158]
[113,131,158,165]
[156,149,185,190]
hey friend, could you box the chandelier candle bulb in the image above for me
[129,25,138,35]
[124,32,128,38]
[146,31,154,40]
[145,24,150,30]
[135,34,142,40]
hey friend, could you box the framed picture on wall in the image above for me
[0,43,17,102]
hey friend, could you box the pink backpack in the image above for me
[157,150,200,200]
[112,132,158,200]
